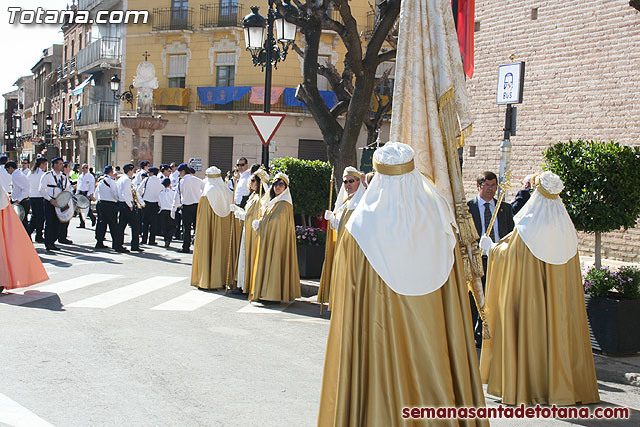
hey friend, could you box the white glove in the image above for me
[252,219,260,231]
[229,204,238,212]
[234,208,246,221]
[170,209,176,220]
[324,210,335,221]
[479,235,495,252]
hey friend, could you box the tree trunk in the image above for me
[595,231,602,269]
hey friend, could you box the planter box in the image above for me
[585,294,640,355]
[297,244,325,279]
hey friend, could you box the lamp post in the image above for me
[45,114,53,157]
[242,0,298,166]
[110,74,134,109]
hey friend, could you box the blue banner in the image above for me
[283,88,337,110]
[197,86,251,105]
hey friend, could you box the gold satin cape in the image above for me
[318,231,487,427]
[317,209,354,308]
[241,193,262,293]
[480,230,600,406]
[250,201,301,302]
[191,196,232,290]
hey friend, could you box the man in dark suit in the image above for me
[467,171,515,348]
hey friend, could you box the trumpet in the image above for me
[132,184,145,209]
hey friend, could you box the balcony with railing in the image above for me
[56,65,63,80]
[200,4,244,28]
[69,56,77,74]
[63,61,69,77]
[77,37,121,73]
[364,11,375,37]
[152,7,194,31]
[195,95,309,114]
[77,101,118,127]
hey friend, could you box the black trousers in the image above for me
[117,202,141,250]
[174,208,182,239]
[159,210,175,246]
[17,198,30,232]
[59,220,70,240]
[469,255,488,347]
[78,190,96,225]
[180,203,198,250]
[43,200,60,248]
[95,201,119,248]
[141,202,159,244]
[29,197,45,239]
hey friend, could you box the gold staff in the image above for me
[225,166,239,293]
[485,171,513,239]
[320,166,335,315]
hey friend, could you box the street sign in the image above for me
[248,113,286,147]
[189,157,203,172]
[496,62,525,104]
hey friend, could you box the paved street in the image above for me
[1,224,639,426]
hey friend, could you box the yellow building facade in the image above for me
[118,0,389,175]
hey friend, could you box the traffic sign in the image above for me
[248,113,286,147]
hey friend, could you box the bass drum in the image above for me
[75,194,91,218]
[12,203,25,221]
[55,197,75,223]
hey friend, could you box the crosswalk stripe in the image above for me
[0,392,55,427]
[2,274,120,306]
[66,276,185,309]
[237,301,293,314]
[150,290,222,311]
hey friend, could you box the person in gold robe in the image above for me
[231,168,270,294]
[479,171,600,406]
[317,166,365,310]
[249,172,301,303]
[191,166,233,290]
[318,142,486,427]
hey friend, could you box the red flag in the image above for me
[454,0,475,79]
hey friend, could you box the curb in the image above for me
[593,353,640,387]
[301,279,319,298]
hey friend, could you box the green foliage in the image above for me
[617,266,640,300]
[270,157,333,216]
[543,139,640,233]
[583,265,640,300]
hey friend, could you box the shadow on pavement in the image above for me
[0,291,64,311]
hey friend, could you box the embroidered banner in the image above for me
[249,86,286,105]
[283,88,338,110]
[197,86,251,105]
[153,88,191,107]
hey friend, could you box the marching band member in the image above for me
[77,163,97,228]
[38,157,70,252]
[133,160,150,187]
[27,157,47,243]
[318,166,365,310]
[0,184,48,294]
[116,163,142,253]
[249,173,300,303]
[57,161,74,245]
[138,166,163,245]
[0,155,11,193]
[5,161,31,231]
[158,178,176,248]
[479,171,599,406]
[94,165,121,251]
[20,158,30,175]
[171,163,203,254]
[191,166,233,290]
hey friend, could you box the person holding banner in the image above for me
[317,167,365,310]
[191,166,233,290]
[249,173,300,303]
[479,171,599,406]
[39,157,71,252]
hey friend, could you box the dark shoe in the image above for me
[148,240,157,246]
[131,247,144,252]
[0,286,4,293]
[46,245,59,251]
[94,243,108,249]
[35,237,45,243]
[140,239,148,245]
[179,248,190,253]
[164,242,170,248]
[91,218,96,227]
[115,247,130,253]
[231,288,244,295]
[59,239,73,244]
[77,224,86,229]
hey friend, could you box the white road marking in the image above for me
[0,393,55,427]
[2,274,120,306]
[66,276,185,309]
[150,290,222,311]
[237,301,293,313]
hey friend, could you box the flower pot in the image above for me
[585,294,640,355]
[297,243,325,279]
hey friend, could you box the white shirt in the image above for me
[173,174,204,209]
[133,169,147,187]
[228,170,251,205]
[477,195,499,255]
[170,170,180,189]
[159,188,176,211]
[138,175,164,203]
[77,172,96,195]
[95,176,119,202]
[117,175,134,208]
[0,167,11,193]
[39,170,71,201]
[27,168,46,198]
[11,169,30,202]
[21,167,30,176]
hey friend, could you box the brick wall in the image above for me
[463,0,640,263]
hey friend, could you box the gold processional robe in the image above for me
[480,230,599,406]
[241,194,262,293]
[318,231,487,427]
[250,201,301,302]
[227,215,243,286]
[317,209,355,309]
[191,196,232,290]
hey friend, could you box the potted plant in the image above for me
[295,226,327,279]
[583,265,640,354]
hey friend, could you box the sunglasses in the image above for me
[273,181,286,187]
[236,162,246,167]
[343,178,358,184]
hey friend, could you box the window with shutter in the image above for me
[168,54,187,77]
[162,136,185,165]
[298,139,327,162]
[209,137,234,177]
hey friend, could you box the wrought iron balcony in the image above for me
[77,37,121,73]
[152,7,194,31]
[200,4,244,28]
[364,11,375,37]
[77,101,118,127]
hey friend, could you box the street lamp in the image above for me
[242,0,298,166]
[33,119,38,135]
[45,114,53,151]
[111,74,134,108]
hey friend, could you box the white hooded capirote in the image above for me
[513,171,578,265]
[346,142,458,296]
[203,166,233,217]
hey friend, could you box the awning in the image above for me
[72,76,93,96]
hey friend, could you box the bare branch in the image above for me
[377,49,397,65]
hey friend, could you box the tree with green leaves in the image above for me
[543,139,640,268]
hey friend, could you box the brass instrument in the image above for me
[132,184,145,209]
